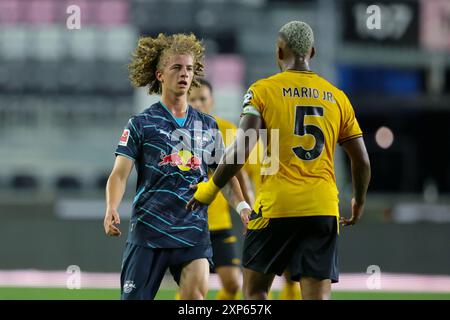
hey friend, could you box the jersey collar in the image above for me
[158,101,191,128]
[285,69,315,74]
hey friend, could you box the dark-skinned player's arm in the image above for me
[186,113,263,229]
[339,137,371,226]
[186,175,250,230]
[235,169,255,205]
[104,155,134,237]
[187,175,244,211]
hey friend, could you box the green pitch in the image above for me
[0,288,449,300]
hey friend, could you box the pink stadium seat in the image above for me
[206,55,244,89]
[97,0,129,26]
[26,0,55,24]
[0,0,20,25]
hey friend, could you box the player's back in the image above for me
[245,70,362,218]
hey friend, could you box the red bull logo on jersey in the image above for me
[158,150,201,171]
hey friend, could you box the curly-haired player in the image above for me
[104,33,251,300]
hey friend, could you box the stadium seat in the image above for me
[101,62,131,94]
[96,0,129,26]
[96,173,109,189]
[23,61,43,94]
[27,0,56,24]
[69,61,99,94]
[10,174,39,190]
[100,26,136,62]
[0,26,28,60]
[1,60,27,93]
[67,27,98,61]
[58,60,91,94]
[0,0,20,25]
[31,26,65,61]
[31,61,60,93]
[133,1,192,31]
[55,175,82,191]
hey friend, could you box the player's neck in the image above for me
[283,59,311,72]
[161,94,188,118]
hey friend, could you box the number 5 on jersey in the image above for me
[293,106,325,161]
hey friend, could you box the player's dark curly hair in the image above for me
[128,33,205,95]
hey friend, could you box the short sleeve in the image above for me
[338,92,363,145]
[115,117,142,161]
[241,81,264,117]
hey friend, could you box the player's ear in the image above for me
[277,46,284,60]
[310,47,316,60]
[156,69,163,82]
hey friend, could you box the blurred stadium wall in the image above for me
[0,0,449,289]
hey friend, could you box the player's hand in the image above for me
[104,208,121,237]
[340,198,364,226]
[186,180,220,210]
[239,208,251,235]
[186,184,203,211]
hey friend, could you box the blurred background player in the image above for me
[188,79,253,300]
[189,21,371,300]
[279,271,301,300]
[104,33,250,300]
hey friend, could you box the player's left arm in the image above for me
[340,137,371,226]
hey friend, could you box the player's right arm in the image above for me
[340,137,371,226]
[104,156,134,237]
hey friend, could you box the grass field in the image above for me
[1,288,449,300]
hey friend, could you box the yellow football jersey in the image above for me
[242,70,362,219]
[207,116,237,231]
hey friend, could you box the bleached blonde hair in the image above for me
[279,21,314,58]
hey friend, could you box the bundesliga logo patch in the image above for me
[119,129,130,146]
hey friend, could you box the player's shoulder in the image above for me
[248,74,277,91]
[189,106,218,128]
[214,116,237,131]
[248,72,299,94]
[131,102,165,123]
[313,73,349,101]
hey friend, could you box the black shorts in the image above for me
[242,214,339,283]
[120,242,212,300]
[210,229,240,272]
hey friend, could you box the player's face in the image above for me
[188,85,213,114]
[159,54,194,97]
